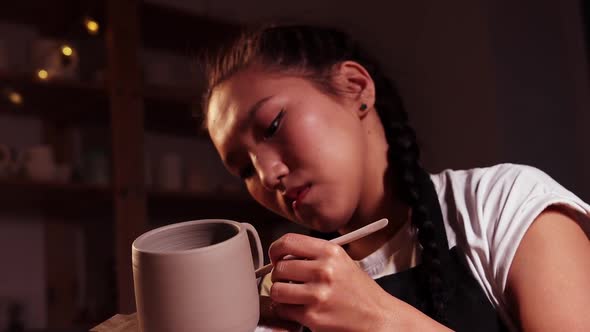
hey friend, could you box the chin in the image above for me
[305,213,351,234]
[284,199,355,233]
[312,223,340,234]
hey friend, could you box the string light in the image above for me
[31,13,103,83]
[7,90,23,106]
[37,69,49,80]
[61,45,74,57]
[84,17,100,35]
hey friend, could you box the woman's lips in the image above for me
[292,184,311,210]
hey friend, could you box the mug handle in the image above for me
[241,222,264,270]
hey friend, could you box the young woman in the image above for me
[201,25,590,331]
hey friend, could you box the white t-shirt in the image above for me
[260,163,590,331]
[430,163,590,330]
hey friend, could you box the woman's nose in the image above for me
[251,152,287,191]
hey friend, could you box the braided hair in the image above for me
[201,25,448,323]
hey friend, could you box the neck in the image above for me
[338,109,410,260]
[343,168,410,260]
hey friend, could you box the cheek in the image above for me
[246,181,282,211]
[297,106,366,203]
[246,181,266,202]
[287,105,365,176]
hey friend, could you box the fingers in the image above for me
[271,282,310,305]
[271,259,318,283]
[259,296,302,332]
[270,280,333,306]
[267,233,351,330]
[273,303,307,327]
[269,233,341,265]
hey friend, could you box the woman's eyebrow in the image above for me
[245,95,274,124]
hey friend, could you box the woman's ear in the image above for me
[332,61,376,118]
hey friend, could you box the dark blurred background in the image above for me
[0,0,588,331]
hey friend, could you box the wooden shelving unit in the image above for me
[0,1,294,330]
[0,71,108,124]
[0,0,239,54]
[0,178,273,221]
[0,178,111,218]
[0,71,203,137]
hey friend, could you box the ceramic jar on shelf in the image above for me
[21,145,57,182]
[0,144,58,182]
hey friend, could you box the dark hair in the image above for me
[201,25,447,323]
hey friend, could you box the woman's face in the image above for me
[207,65,371,232]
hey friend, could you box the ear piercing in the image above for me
[360,103,368,111]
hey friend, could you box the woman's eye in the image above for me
[263,108,285,139]
[239,164,255,180]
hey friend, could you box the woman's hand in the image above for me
[267,233,396,332]
[259,295,302,331]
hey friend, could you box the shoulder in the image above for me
[428,163,590,326]
[430,163,558,198]
[429,162,589,249]
[429,163,583,219]
[505,206,590,331]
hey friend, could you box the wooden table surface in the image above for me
[90,299,302,332]
[90,313,138,332]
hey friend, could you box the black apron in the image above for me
[305,172,510,331]
[372,172,509,331]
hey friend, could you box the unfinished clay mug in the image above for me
[132,219,263,332]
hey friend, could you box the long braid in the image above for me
[366,59,448,323]
[202,25,448,324]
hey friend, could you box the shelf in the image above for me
[0,178,112,219]
[142,83,204,136]
[147,187,282,223]
[0,0,240,54]
[0,1,97,39]
[0,71,206,136]
[1,2,248,324]
[0,178,279,223]
[143,83,199,105]
[0,0,235,138]
[0,72,109,125]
